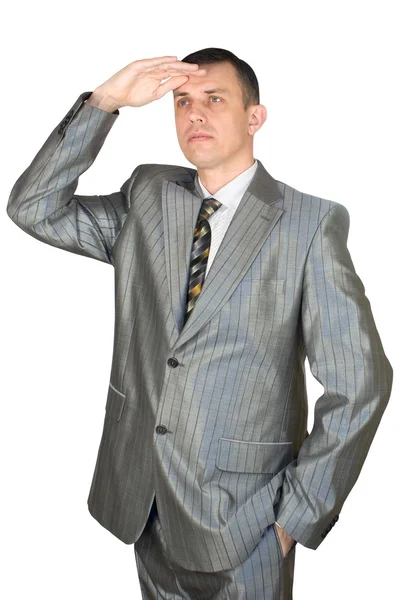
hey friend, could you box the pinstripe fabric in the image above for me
[6,91,393,575]
[196,159,258,279]
[134,498,295,599]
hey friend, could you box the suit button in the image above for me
[155,425,168,435]
[334,515,339,522]
[321,531,327,539]
[167,357,179,367]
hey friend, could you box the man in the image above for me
[6,48,393,599]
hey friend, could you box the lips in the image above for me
[188,132,213,141]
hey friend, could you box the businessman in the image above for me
[7,47,393,599]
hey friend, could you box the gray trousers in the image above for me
[134,498,296,599]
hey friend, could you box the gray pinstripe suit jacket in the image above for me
[7,91,393,572]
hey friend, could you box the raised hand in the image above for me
[85,55,207,111]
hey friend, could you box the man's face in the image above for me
[173,62,257,170]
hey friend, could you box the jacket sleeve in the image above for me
[6,91,141,265]
[274,202,393,549]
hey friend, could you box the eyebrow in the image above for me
[173,87,231,98]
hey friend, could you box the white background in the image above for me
[1,0,399,598]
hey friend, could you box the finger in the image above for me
[145,61,204,72]
[157,75,189,98]
[151,67,207,78]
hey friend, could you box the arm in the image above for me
[6,91,141,265]
[274,203,393,549]
[7,57,208,264]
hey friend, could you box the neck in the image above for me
[197,156,255,196]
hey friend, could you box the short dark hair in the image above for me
[180,47,260,111]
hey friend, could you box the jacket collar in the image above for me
[162,159,285,348]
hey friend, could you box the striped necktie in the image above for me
[184,196,222,326]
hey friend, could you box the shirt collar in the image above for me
[196,159,258,211]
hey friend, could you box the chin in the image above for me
[187,153,217,168]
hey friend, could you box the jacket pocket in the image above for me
[216,437,293,474]
[272,521,285,559]
[105,382,126,422]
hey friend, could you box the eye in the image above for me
[177,96,222,107]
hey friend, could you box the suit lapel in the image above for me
[162,159,284,348]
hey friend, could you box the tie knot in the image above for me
[199,196,222,222]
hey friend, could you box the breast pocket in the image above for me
[237,277,286,298]
[250,278,286,296]
[216,437,294,474]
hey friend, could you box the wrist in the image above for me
[84,90,121,113]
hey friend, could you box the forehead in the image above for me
[173,62,239,97]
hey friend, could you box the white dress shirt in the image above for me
[196,158,288,538]
[196,159,258,279]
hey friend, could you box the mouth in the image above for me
[189,135,213,142]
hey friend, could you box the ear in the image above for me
[248,104,267,135]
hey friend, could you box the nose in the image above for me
[188,102,206,123]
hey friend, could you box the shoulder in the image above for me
[275,177,350,228]
[130,163,196,185]
[119,163,196,199]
